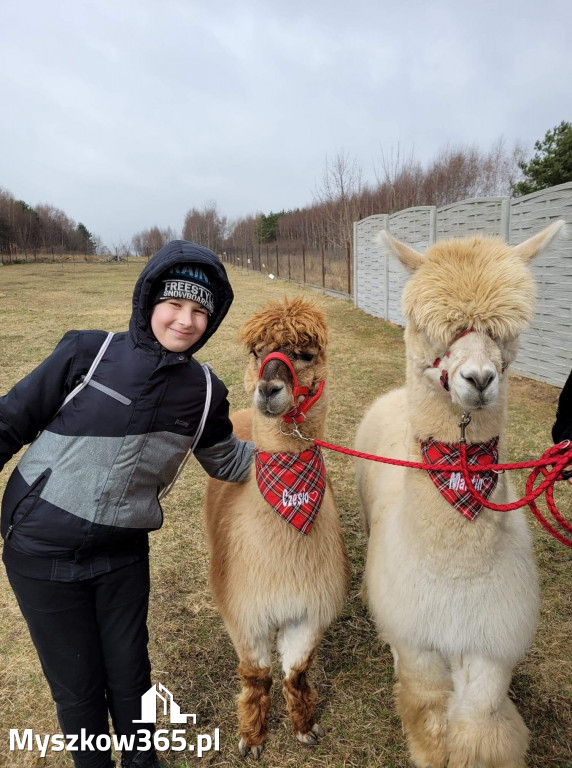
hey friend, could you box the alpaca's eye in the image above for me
[296,352,315,362]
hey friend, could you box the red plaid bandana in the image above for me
[255,445,326,534]
[420,437,499,520]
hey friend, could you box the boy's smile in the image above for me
[151,298,209,352]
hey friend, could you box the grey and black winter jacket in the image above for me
[1,241,252,580]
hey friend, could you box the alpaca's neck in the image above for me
[406,364,508,446]
[251,390,329,454]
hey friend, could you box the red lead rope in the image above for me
[260,351,572,547]
[312,437,572,548]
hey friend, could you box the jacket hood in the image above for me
[130,240,234,356]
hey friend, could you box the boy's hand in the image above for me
[560,468,572,484]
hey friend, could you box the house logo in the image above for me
[133,684,196,725]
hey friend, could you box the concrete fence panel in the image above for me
[353,182,572,387]
[386,207,436,326]
[436,197,509,240]
[354,214,389,320]
[509,183,572,386]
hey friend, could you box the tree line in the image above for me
[225,128,571,254]
[133,124,571,259]
[0,187,97,256]
[3,122,569,260]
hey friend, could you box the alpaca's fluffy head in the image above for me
[240,296,328,405]
[240,295,328,354]
[379,220,564,347]
[378,221,564,415]
[402,237,535,346]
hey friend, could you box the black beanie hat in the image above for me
[151,263,215,315]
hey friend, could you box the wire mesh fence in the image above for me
[221,242,352,299]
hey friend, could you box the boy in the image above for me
[0,241,253,768]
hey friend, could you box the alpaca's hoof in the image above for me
[296,722,325,745]
[238,737,264,760]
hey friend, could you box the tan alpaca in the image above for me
[355,221,564,768]
[204,296,349,759]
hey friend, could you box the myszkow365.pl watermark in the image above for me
[9,683,220,758]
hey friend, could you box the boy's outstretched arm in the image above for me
[193,373,253,482]
[0,331,81,471]
[194,434,254,482]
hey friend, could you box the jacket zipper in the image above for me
[5,471,49,540]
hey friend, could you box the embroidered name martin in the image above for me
[448,472,487,492]
[420,436,499,520]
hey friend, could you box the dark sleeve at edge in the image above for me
[552,367,572,443]
[0,331,81,470]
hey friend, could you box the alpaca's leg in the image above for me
[392,642,451,768]
[234,631,273,760]
[277,620,324,745]
[447,654,528,768]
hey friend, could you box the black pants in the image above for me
[7,558,153,768]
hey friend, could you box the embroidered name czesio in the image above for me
[255,445,326,534]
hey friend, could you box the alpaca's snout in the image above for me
[453,361,499,408]
[258,378,285,399]
[254,378,293,416]
[460,367,496,393]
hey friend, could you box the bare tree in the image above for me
[109,240,131,262]
[131,226,176,259]
[313,150,364,248]
[183,201,226,252]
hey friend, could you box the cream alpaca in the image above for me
[204,296,349,759]
[355,221,564,768]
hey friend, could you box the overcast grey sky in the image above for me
[1,0,570,247]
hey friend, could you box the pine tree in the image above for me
[512,121,572,196]
[255,211,284,243]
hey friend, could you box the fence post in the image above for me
[500,197,511,242]
[302,243,306,285]
[352,222,358,305]
[428,206,437,245]
[321,244,326,289]
[287,243,291,281]
[346,240,351,296]
[276,244,280,277]
[379,213,390,320]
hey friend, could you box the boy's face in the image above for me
[150,298,209,352]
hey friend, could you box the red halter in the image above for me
[258,351,325,424]
[432,330,507,392]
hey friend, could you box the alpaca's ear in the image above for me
[376,230,424,272]
[512,219,565,262]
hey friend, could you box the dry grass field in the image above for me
[0,261,570,767]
